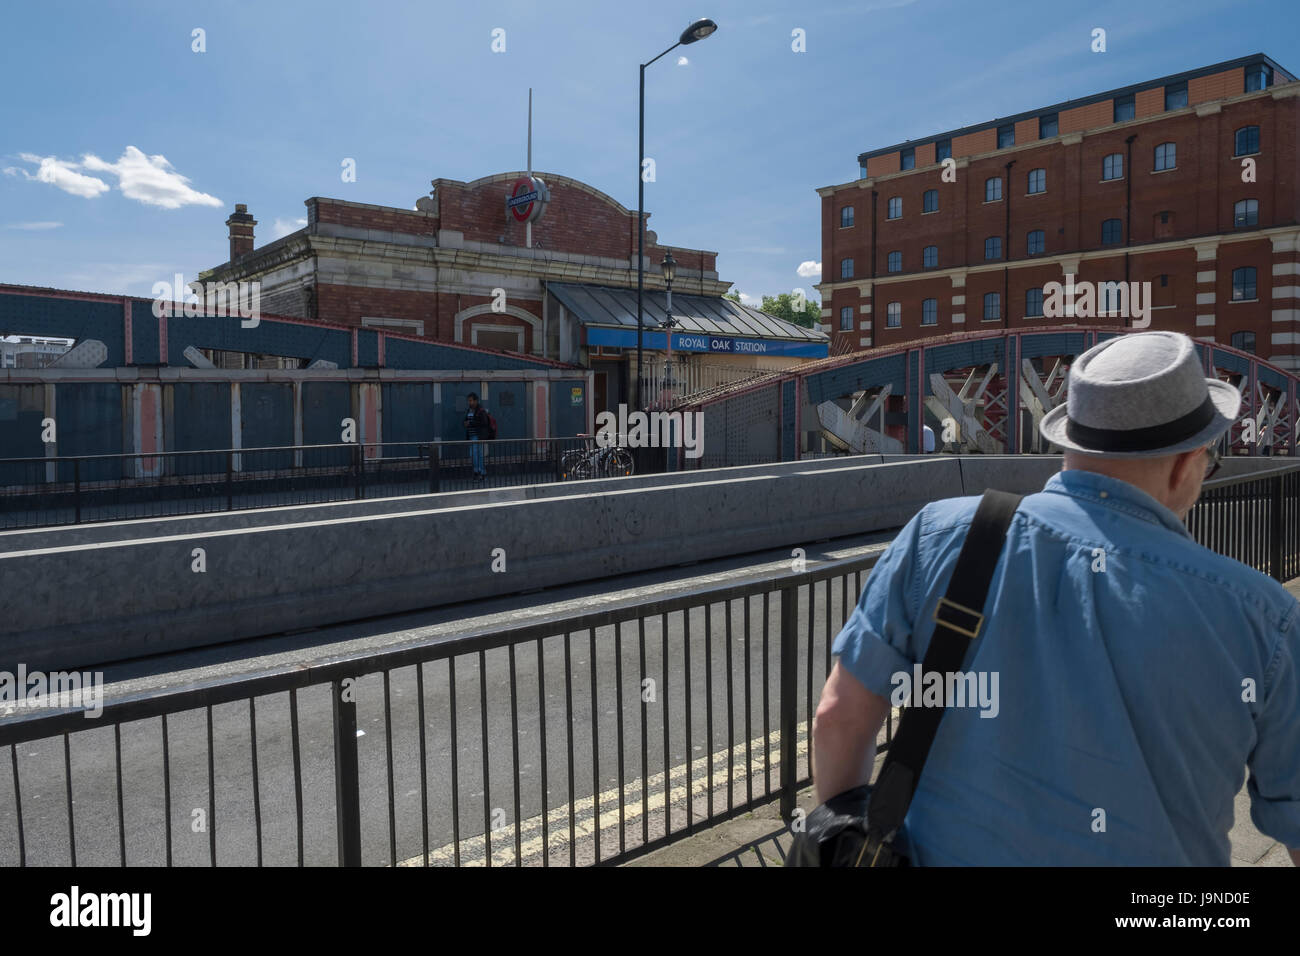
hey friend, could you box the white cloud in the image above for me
[80,146,222,209]
[677,55,689,66]
[271,217,308,239]
[797,260,822,278]
[4,221,63,230]
[59,262,176,297]
[739,292,762,307]
[13,153,109,199]
[7,147,220,209]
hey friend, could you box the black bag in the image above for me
[787,489,1023,867]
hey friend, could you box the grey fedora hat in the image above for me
[1039,331,1240,457]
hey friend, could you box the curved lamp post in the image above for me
[636,17,717,410]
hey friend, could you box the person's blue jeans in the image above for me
[470,437,485,476]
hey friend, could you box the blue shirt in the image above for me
[832,469,1300,865]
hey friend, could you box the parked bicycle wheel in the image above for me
[560,448,586,480]
[604,447,635,477]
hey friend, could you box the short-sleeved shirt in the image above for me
[831,468,1300,865]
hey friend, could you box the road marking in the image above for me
[397,722,811,867]
[395,714,897,867]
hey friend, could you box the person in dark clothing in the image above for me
[464,392,489,480]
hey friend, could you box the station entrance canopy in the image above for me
[548,282,829,359]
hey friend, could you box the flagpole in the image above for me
[526,88,533,250]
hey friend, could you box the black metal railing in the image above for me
[0,437,609,530]
[1191,462,1300,582]
[0,553,882,867]
[1,466,1296,867]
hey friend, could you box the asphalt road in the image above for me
[0,531,891,867]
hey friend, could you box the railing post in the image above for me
[73,458,82,524]
[553,440,562,481]
[225,451,233,511]
[1270,474,1284,581]
[332,677,363,866]
[428,442,441,494]
[353,444,363,500]
[779,584,800,822]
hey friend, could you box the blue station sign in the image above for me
[585,326,826,358]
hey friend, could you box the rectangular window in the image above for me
[1245,64,1273,92]
[997,124,1014,148]
[1039,113,1058,139]
[1154,142,1176,171]
[1234,199,1258,228]
[984,236,1002,260]
[923,189,938,212]
[1232,266,1257,300]
[1102,153,1124,180]
[840,258,854,279]
[985,177,1002,202]
[1026,168,1045,194]
[839,306,854,331]
[1100,281,1124,316]
[923,245,938,268]
[1165,81,1188,110]
[887,251,902,273]
[1102,218,1123,245]
[840,205,855,227]
[1231,330,1257,353]
[900,147,915,170]
[922,299,937,325]
[1026,288,1044,317]
[886,302,901,328]
[935,138,952,161]
[1235,126,1260,156]
[983,292,1001,320]
[887,197,902,219]
[1026,229,1045,255]
[1114,94,1135,123]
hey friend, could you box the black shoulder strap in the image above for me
[865,489,1023,842]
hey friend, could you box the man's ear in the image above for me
[1169,448,1202,490]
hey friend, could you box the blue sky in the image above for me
[1,0,1296,310]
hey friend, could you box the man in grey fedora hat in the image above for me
[814,330,1300,865]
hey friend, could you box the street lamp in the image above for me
[636,17,717,410]
[660,251,677,404]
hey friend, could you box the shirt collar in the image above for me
[1042,469,1193,538]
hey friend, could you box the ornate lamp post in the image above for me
[660,251,677,406]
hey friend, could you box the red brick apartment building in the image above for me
[816,54,1300,368]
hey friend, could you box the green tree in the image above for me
[760,292,821,329]
[724,290,820,328]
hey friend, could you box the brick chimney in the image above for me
[225,204,257,260]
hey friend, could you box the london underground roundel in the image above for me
[505,175,550,224]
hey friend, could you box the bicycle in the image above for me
[560,435,635,479]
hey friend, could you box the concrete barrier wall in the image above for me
[1,457,964,669]
[2,453,1288,670]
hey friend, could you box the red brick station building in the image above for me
[201,173,826,412]
[816,54,1300,368]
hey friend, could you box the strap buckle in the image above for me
[932,596,985,639]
